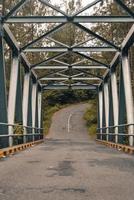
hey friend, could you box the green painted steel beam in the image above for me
[24,47,117,52]
[5,16,134,23]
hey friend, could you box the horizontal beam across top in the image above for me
[40,77,101,81]
[24,47,117,52]
[5,16,134,23]
[42,85,98,90]
[34,65,107,69]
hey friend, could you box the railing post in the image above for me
[0,17,8,148]
[8,52,20,146]
[98,87,103,140]
[110,71,119,143]
[121,51,134,146]
[103,81,109,141]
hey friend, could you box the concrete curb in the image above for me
[96,139,134,154]
[0,140,44,158]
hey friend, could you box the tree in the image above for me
[91,0,134,93]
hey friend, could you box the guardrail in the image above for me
[96,123,134,150]
[0,122,44,149]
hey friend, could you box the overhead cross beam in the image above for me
[34,65,107,70]
[42,85,98,90]
[24,47,117,52]
[5,16,134,23]
[39,77,101,81]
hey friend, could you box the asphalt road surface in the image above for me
[0,103,134,200]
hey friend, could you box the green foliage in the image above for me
[88,124,97,138]
[84,100,97,138]
[13,124,24,135]
[13,124,24,145]
[43,90,95,106]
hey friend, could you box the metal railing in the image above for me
[97,123,134,146]
[0,122,44,149]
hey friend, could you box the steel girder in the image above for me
[121,52,134,146]
[24,47,117,52]
[34,65,107,69]
[110,71,119,143]
[42,84,98,90]
[4,16,134,23]
[39,77,101,81]
[8,52,22,147]
[0,23,9,148]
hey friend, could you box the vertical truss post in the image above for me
[28,79,32,142]
[32,81,37,141]
[0,19,8,148]
[38,87,43,139]
[8,52,20,146]
[118,64,126,144]
[122,52,134,146]
[22,71,31,143]
[35,88,39,139]
[102,88,106,140]
[103,81,110,141]
[108,80,114,142]
[110,70,119,143]
[15,64,23,125]
[98,87,103,140]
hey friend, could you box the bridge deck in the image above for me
[0,104,134,200]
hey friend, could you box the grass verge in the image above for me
[83,100,97,139]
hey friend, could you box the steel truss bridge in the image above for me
[0,0,134,150]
